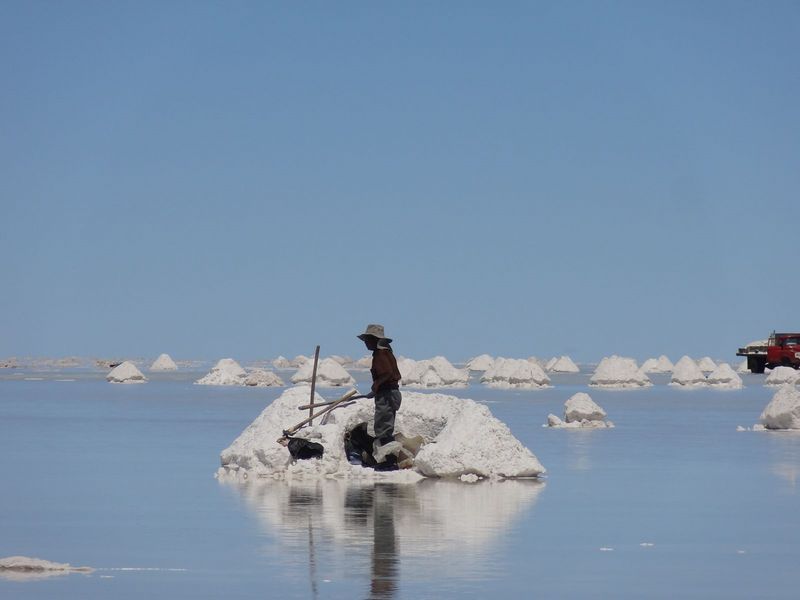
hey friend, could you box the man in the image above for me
[357,324,402,470]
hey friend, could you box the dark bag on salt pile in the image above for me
[287,437,324,460]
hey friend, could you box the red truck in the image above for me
[737,332,800,373]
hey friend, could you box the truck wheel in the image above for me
[750,356,767,374]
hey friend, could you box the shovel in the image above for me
[279,389,360,441]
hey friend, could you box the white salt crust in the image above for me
[106,361,147,384]
[291,358,355,387]
[481,358,551,389]
[589,356,651,388]
[150,353,178,371]
[217,386,545,481]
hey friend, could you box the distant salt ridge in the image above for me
[589,356,651,388]
[641,355,673,373]
[466,354,495,372]
[548,355,580,373]
[106,361,147,384]
[150,353,177,371]
[400,357,469,388]
[759,385,800,429]
[697,357,717,372]
[546,393,614,429]
[196,358,248,386]
[765,366,800,387]
[669,356,708,387]
[0,556,93,581]
[291,358,355,387]
[272,356,291,369]
[706,363,743,389]
[481,358,551,389]
[217,386,545,480]
[245,369,285,387]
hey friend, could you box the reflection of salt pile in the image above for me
[589,356,651,388]
[759,385,800,429]
[765,367,800,386]
[224,478,544,580]
[697,357,717,372]
[244,369,285,387]
[481,358,551,389]
[150,353,177,371]
[0,556,93,582]
[400,357,469,388]
[669,356,708,387]
[548,355,580,373]
[546,393,614,428]
[106,361,147,384]
[218,386,545,480]
[641,355,674,373]
[196,358,247,386]
[706,363,743,389]
[291,358,355,387]
[466,354,495,371]
[272,356,291,368]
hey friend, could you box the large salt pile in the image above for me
[697,357,717,372]
[706,363,743,389]
[765,366,800,386]
[106,361,147,384]
[545,392,614,428]
[669,356,708,387]
[150,353,177,371]
[290,355,310,368]
[548,355,580,373]
[481,358,551,389]
[272,356,291,368]
[245,369,285,387]
[400,357,469,388]
[291,358,355,387]
[589,356,651,388]
[641,355,674,373]
[0,556,93,581]
[759,385,800,429]
[353,355,373,369]
[466,354,495,372]
[196,358,248,386]
[218,386,545,480]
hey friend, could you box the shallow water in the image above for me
[1,368,798,598]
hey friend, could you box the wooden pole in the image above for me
[308,345,320,426]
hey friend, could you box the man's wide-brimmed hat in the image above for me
[357,324,392,343]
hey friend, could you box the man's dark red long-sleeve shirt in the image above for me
[370,349,401,394]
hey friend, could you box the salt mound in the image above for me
[218,386,545,480]
[106,361,147,384]
[589,356,651,388]
[0,556,93,581]
[272,356,291,368]
[353,355,373,369]
[544,357,558,371]
[481,358,551,389]
[697,357,717,372]
[150,353,177,371]
[759,385,800,429]
[401,356,469,388]
[546,392,613,429]
[641,355,673,373]
[765,366,800,386]
[290,355,310,368]
[706,363,743,389]
[0,358,19,369]
[196,358,247,386]
[466,354,495,371]
[548,355,580,373]
[245,369,285,387]
[527,357,546,368]
[669,356,708,387]
[330,355,352,366]
[291,358,355,387]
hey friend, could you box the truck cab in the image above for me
[766,332,800,370]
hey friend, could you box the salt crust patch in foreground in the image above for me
[196,358,247,386]
[545,392,614,429]
[670,356,708,387]
[218,386,545,480]
[589,356,651,388]
[149,353,178,371]
[481,358,551,389]
[106,361,147,384]
[291,358,355,387]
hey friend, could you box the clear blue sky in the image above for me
[1,1,798,363]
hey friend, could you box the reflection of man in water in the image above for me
[345,484,399,600]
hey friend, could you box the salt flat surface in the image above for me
[1,368,800,599]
